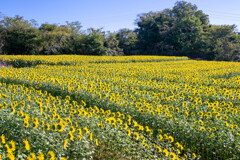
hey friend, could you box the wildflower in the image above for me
[127,129,131,136]
[83,127,89,134]
[200,127,205,132]
[6,151,15,160]
[69,132,74,140]
[156,146,162,153]
[77,128,82,136]
[198,111,203,117]
[27,152,36,160]
[163,149,169,157]
[133,132,139,140]
[198,120,203,126]
[48,151,55,160]
[124,123,128,130]
[210,134,214,138]
[169,152,176,160]
[89,132,93,141]
[11,106,15,114]
[70,126,75,132]
[163,134,168,140]
[145,126,151,132]
[176,149,181,154]
[41,120,45,127]
[98,121,103,128]
[1,134,5,144]
[5,144,12,153]
[23,139,30,151]
[96,139,98,146]
[58,123,65,132]
[159,134,163,141]
[193,153,197,158]
[45,123,50,130]
[24,121,30,128]
[117,118,122,125]
[64,139,69,149]
[168,136,174,143]
[176,108,180,113]
[144,144,150,148]
[225,122,229,127]
[33,118,39,129]
[182,101,187,107]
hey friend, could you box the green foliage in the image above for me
[39,24,72,55]
[0,16,42,54]
[135,1,209,57]
[77,28,107,55]
[0,1,240,61]
[1,57,239,159]
[135,1,240,60]
[0,12,4,54]
[104,33,124,56]
[66,21,82,35]
[116,29,138,55]
[0,16,108,55]
[204,25,240,61]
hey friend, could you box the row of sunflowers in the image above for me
[0,56,240,159]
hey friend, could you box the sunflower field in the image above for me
[0,55,239,160]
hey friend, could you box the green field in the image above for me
[0,55,240,160]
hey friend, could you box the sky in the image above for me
[0,0,240,32]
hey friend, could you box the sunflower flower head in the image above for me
[23,139,30,151]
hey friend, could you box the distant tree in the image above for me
[205,25,240,60]
[170,1,209,57]
[104,32,123,56]
[39,23,58,32]
[0,12,5,54]
[116,29,138,55]
[30,19,39,27]
[65,21,83,54]
[0,2,239,60]
[81,28,107,55]
[39,24,72,54]
[71,28,107,55]
[0,15,42,54]
[135,1,209,57]
[66,21,82,35]
[135,10,175,55]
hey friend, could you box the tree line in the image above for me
[0,1,240,61]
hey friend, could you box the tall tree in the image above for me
[104,32,123,56]
[65,21,83,54]
[116,29,138,55]
[205,25,240,60]
[136,9,176,55]
[39,24,72,54]
[66,21,82,35]
[135,1,209,57]
[170,1,209,57]
[0,15,42,54]
[0,12,5,54]
[71,28,107,55]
